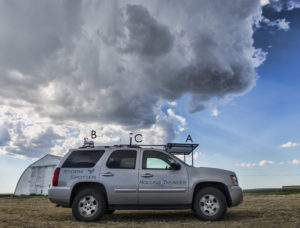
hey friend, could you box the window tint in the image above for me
[62,150,105,168]
[107,150,137,169]
[142,150,174,169]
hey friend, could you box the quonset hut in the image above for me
[14,154,61,195]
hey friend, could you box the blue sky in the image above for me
[0,1,300,193]
[174,7,300,189]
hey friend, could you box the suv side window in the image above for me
[142,150,173,169]
[106,150,137,169]
[62,150,105,168]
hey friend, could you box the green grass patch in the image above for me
[0,194,48,198]
[243,188,300,195]
[0,194,14,198]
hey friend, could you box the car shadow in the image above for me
[223,210,262,221]
[99,209,261,223]
[101,210,197,223]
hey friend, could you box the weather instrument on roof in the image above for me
[137,142,199,166]
[81,138,94,148]
[166,143,198,166]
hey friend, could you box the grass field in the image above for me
[0,192,300,227]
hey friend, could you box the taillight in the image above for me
[52,168,60,187]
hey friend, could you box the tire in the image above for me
[72,188,105,222]
[193,187,227,221]
[104,209,115,215]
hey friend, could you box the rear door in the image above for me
[59,149,105,187]
[100,148,140,205]
[138,150,189,205]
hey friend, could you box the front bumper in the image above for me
[48,186,71,207]
[228,186,243,207]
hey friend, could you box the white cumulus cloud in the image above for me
[267,0,300,11]
[280,141,299,148]
[261,17,290,31]
[237,160,275,167]
[289,159,299,165]
[236,162,257,168]
[259,160,274,166]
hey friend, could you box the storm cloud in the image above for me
[0,0,263,125]
[0,0,272,157]
[0,125,10,146]
[4,122,64,158]
[122,4,174,57]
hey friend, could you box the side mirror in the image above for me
[170,161,181,170]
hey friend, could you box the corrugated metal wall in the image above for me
[14,155,61,195]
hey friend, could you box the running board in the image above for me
[108,204,191,210]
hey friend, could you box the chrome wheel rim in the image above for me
[78,195,98,218]
[199,194,220,216]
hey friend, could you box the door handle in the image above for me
[102,172,114,177]
[141,173,153,178]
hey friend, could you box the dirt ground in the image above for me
[0,194,300,228]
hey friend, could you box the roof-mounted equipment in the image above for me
[165,143,198,155]
[80,138,94,148]
[133,143,199,166]
[165,143,198,166]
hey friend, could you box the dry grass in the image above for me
[0,194,300,228]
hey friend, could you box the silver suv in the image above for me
[48,143,243,221]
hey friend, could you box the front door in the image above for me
[138,150,188,205]
[100,149,139,205]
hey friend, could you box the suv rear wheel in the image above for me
[72,188,105,222]
[193,187,227,221]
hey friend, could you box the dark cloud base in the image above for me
[1,0,289,158]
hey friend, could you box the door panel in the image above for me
[138,150,188,205]
[100,149,139,205]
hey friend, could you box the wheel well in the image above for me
[192,182,232,207]
[70,182,108,207]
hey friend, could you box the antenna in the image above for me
[129,132,133,146]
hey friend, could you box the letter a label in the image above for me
[186,134,193,143]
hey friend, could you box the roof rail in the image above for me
[123,143,198,155]
[113,144,141,148]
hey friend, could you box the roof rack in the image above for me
[78,140,199,166]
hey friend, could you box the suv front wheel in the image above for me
[193,187,227,221]
[72,188,105,222]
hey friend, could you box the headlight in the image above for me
[230,175,238,186]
